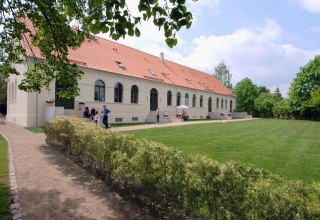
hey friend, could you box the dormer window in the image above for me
[115,61,126,69]
[148,68,157,76]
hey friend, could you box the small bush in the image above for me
[45,117,320,219]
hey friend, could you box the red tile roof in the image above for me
[21,17,235,96]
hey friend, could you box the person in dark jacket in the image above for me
[101,105,111,128]
[83,106,90,121]
[90,107,96,120]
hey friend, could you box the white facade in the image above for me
[7,58,236,127]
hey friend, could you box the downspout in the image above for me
[36,92,39,127]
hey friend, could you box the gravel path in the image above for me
[0,122,154,220]
[110,118,256,132]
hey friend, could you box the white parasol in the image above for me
[176,105,190,109]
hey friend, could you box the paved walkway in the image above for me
[0,122,154,220]
[110,118,255,131]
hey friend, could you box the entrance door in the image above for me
[55,81,75,109]
[150,88,158,111]
[208,97,212,112]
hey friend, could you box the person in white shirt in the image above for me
[94,111,99,125]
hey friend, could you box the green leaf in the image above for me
[106,9,113,19]
[134,28,141,37]
[100,25,109,33]
[89,24,100,34]
[157,18,165,26]
[91,0,103,7]
[111,33,120,40]
[138,3,148,11]
[128,28,134,36]
[165,29,172,38]
[165,38,174,48]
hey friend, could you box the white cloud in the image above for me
[170,18,319,96]
[186,0,221,23]
[256,18,282,40]
[298,0,320,13]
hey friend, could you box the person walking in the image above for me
[101,105,111,128]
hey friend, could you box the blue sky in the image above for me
[101,0,320,96]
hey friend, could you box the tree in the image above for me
[310,87,320,113]
[254,93,277,118]
[213,61,233,90]
[258,86,270,94]
[273,99,290,119]
[273,86,282,100]
[234,78,259,114]
[301,87,320,120]
[0,73,6,104]
[288,55,320,118]
[0,0,193,98]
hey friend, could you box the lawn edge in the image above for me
[1,133,23,220]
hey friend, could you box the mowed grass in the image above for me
[25,127,44,133]
[129,119,320,182]
[0,136,11,219]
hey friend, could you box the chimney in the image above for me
[160,51,164,63]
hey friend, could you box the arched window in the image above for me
[221,98,224,109]
[131,85,139,104]
[192,94,196,107]
[167,90,172,106]
[177,92,181,106]
[225,99,227,109]
[200,95,203,107]
[208,97,212,112]
[216,98,219,108]
[230,100,233,110]
[114,82,123,103]
[94,80,105,102]
[150,88,158,111]
[185,93,189,106]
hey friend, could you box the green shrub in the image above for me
[44,117,320,219]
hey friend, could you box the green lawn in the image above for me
[25,127,44,133]
[111,122,154,127]
[0,136,11,219]
[129,119,320,182]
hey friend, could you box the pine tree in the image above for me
[274,86,282,100]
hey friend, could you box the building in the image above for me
[6,22,236,127]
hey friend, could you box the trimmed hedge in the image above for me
[45,117,320,219]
